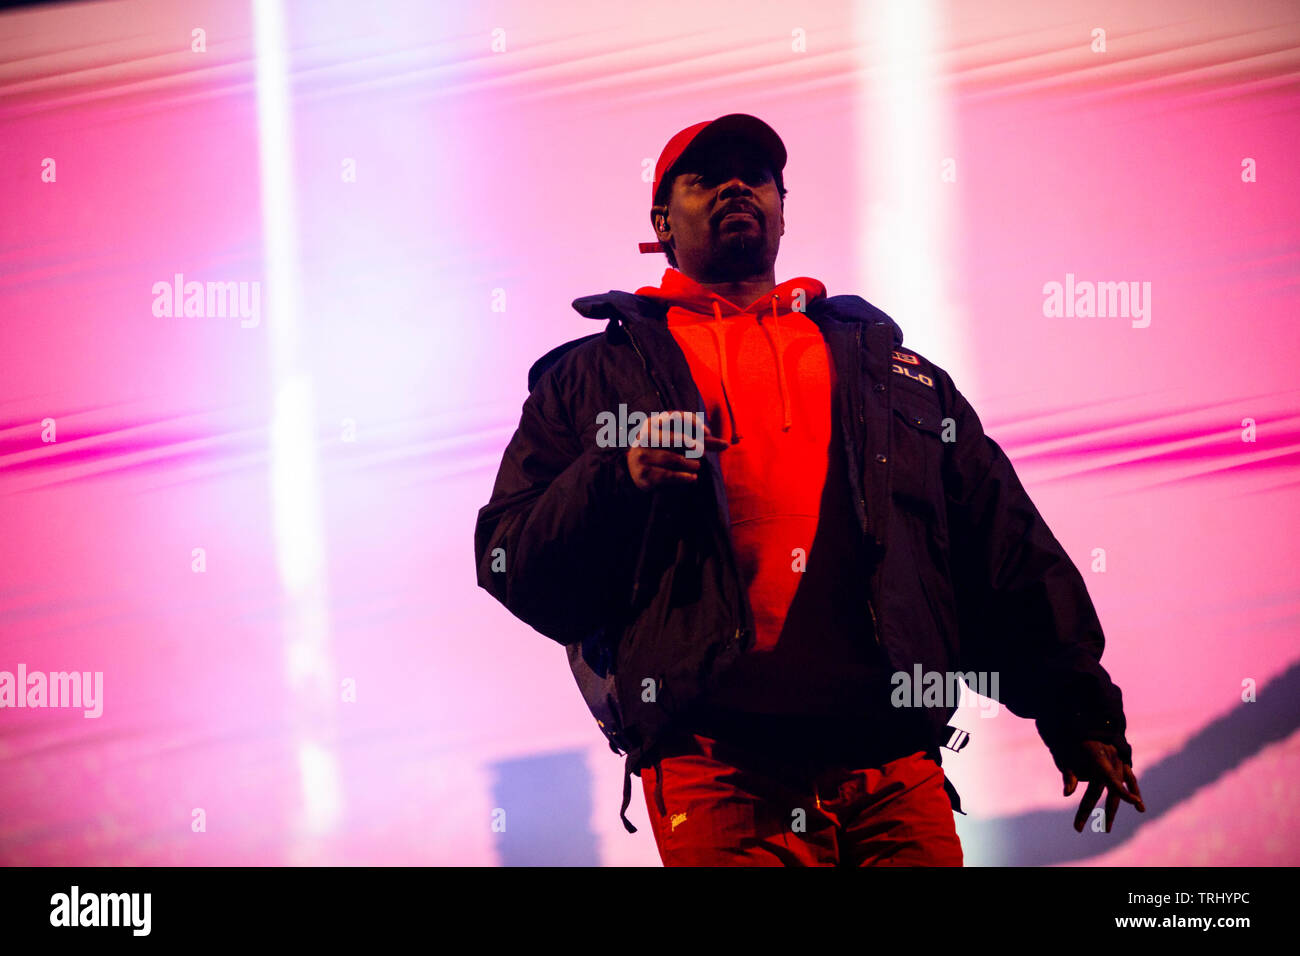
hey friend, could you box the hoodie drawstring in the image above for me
[760,295,792,432]
[708,302,743,444]
[707,295,792,441]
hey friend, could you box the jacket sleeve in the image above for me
[934,368,1134,768]
[473,356,653,646]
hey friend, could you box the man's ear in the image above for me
[650,204,670,240]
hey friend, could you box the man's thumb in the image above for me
[1063,771,1078,797]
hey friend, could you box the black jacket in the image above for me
[474,287,1133,834]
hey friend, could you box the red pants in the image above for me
[641,732,963,866]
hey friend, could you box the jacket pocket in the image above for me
[890,403,947,518]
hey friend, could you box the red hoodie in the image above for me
[635,268,892,729]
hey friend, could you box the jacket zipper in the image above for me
[619,315,751,649]
[856,325,871,541]
[855,325,882,647]
[619,317,669,611]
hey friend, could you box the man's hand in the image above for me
[627,411,728,492]
[1061,739,1146,833]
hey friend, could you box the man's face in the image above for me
[654,143,784,280]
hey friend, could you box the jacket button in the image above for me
[873,383,886,392]
[875,453,887,463]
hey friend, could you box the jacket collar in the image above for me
[571,289,905,348]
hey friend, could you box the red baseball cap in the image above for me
[639,113,787,254]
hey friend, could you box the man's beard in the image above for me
[712,230,768,273]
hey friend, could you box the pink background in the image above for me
[1,0,1297,865]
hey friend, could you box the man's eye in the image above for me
[692,168,768,186]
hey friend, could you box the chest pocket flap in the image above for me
[890,395,948,514]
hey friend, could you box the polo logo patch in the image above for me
[891,351,935,388]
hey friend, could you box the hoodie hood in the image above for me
[632,268,828,441]
[633,267,827,319]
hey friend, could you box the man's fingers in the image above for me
[1062,771,1078,798]
[627,448,704,491]
[678,413,709,458]
[629,411,729,458]
[1124,765,1146,812]
[637,449,701,472]
[638,412,713,458]
[1104,787,1121,833]
[644,456,700,476]
[642,463,698,485]
[1099,758,1143,809]
[1074,780,1104,832]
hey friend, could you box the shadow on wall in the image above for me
[965,657,1300,866]
[488,750,600,866]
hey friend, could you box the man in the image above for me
[474,113,1144,866]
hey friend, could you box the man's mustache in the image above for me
[715,203,761,224]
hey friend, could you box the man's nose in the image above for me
[718,177,755,197]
